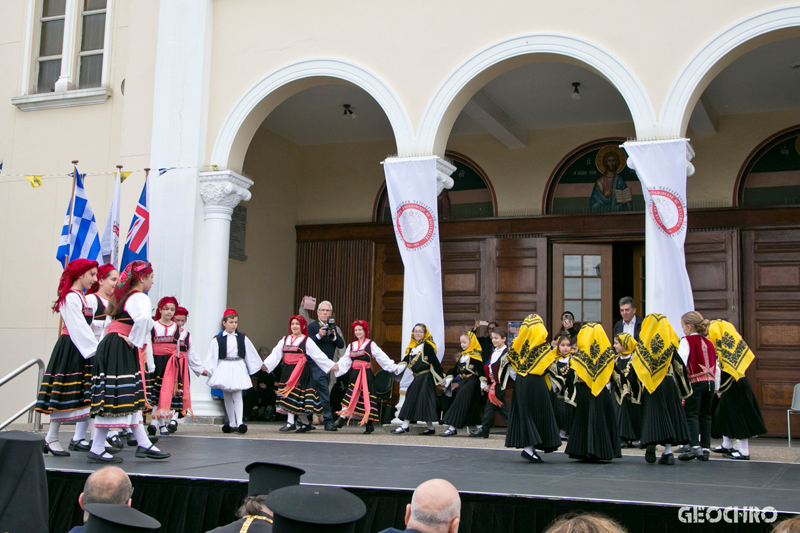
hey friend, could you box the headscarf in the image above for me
[461,331,483,362]
[52,258,98,312]
[508,314,557,376]
[87,263,117,295]
[708,320,754,381]
[572,323,617,396]
[114,260,153,301]
[632,313,680,393]
[404,323,437,357]
[175,307,189,318]
[154,296,179,321]
[289,315,308,336]
[615,332,637,356]
[351,320,370,340]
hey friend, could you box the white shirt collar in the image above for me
[222,331,237,337]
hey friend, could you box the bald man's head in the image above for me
[80,467,132,521]
[406,479,460,533]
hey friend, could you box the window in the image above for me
[77,0,107,89]
[36,0,66,93]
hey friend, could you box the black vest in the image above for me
[217,331,247,359]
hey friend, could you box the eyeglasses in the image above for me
[130,487,135,498]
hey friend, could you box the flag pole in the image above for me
[58,160,79,338]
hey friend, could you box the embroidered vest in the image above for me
[217,331,247,359]
[685,335,717,384]
[350,341,373,364]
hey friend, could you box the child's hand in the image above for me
[202,370,209,376]
[331,364,339,373]
[118,334,134,348]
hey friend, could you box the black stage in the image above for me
[44,435,800,533]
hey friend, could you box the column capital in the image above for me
[436,157,456,195]
[199,170,253,220]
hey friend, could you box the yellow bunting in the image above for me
[120,171,133,183]
[25,175,43,188]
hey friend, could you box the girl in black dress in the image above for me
[551,334,575,441]
[393,324,444,435]
[613,333,642,447]
[440,331,485,437]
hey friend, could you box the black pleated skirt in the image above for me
[565,382,622,461]
[505,374,561,452]
[639,378,690,446]
[399,372,438,422]
[276,362,321,416]
[90,333,147,417]
[618,397,642,442]
[443,376,482,428]
[552,390,575,434]
[712,376,767,439]
[35,335,93,417]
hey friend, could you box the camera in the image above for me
[325,318,336,339]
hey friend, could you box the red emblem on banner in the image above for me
[649,189,685,236]
[395,202,435,249]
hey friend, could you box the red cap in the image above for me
[223,308,238,319]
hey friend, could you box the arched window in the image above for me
[544,138,643,215]
[735,126,800,207]
[373,151,497,222]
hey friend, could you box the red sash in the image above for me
[282,337,307,392]
[339,340,373,423]
[154,333,192,419]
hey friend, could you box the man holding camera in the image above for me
[308,300,345,431]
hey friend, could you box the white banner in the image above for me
[383,157,446,390]
[100,169,122,266]
[622,139,694,332]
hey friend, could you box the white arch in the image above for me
[660,5,800,138]
[417,33,657,155]
[210,58,416,170]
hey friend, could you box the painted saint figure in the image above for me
[590,147,633,212]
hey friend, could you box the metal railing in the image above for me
[0,359,44,431]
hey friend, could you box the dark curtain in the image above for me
[0,431,49,533]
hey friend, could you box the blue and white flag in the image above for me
[120,171,152,269]
[100,168,122,266]
[56,166,102,267]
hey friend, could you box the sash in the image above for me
[281,338,307,393]
[154,341,193,420]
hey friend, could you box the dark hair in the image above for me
[556,334,573,346]
[83,467,132,506]
[222,313,238,324]
[236,495,267,518]
[491,327,508,340]
[562,311,575,320]
[618,296,634,308]
[544,512,628,533]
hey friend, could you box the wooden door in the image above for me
[492,236,548,326]
[552,243,613,336]
[685,230,741,328]
[742,229,800,436]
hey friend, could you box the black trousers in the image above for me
[684,380,715,448]
[310,363,332,423]
[481,387,508,428]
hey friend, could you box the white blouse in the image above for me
[123,292,155,372]
[335,339,401,377]
[87,293,111,341]
[263,335,335,374]
[61,291,98,359]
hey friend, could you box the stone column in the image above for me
[189,170,253,417]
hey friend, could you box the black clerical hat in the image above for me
[266,485,366,533]
[244,462,305,496]
[84,504,160,532]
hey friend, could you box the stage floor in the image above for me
[44,434,800,514]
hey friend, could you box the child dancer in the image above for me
[89,260,169,463]
[440,331,485,437]
[393,324,444,435]
[614,333,642,447]
[505,314,562,463]
[204,309,263,434]
[263,315,338,432]
[564,323,625,463]
[470,327,511,438]
[708,320,766,460]
[552,334,575,441]
[148,296,180,436]
[631,314,691,465]
[677,311,719,462]
[334,320,403,433]
[36,259,99,456]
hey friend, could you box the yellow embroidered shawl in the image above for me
[615,332,637,356]
[404,324,437,358]
[632,314,680,393]
[571,323,617,396]
[462,331,483,363]
[508,314,557,377]
[708,319,754,381]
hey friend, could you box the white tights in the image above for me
[287,413,310,426]
[72,419,94,444]
[90,413,158,459]
[223,391,244,428]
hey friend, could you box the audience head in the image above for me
[318,301,333,322]
[772,515,800,532]
[79,466,133,522]
[544,513,627,533]
[618,297,636,324]
[259,347,270,361]
[405,479,460,533]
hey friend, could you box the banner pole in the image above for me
[57,160,79,338]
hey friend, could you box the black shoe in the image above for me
[147,425,157,436]
[336,417,347,429]
[296,423,314,434]
[159,426,170,436]
[237,424,248,434]
[279,423,296,432]
[87,440,122,455]
[392,427,409,434]
[126,433,137,447]
[699,449,710,462]
[645,445,656,464]
[469,427,490,439]
[167,420,178,433]
[711,446,733,454]
[222,423,232,434]
[440,429,457,437]
[43,442,70,457]
[679,448,701,461]
[422,428,435,436]
[659,453,675,465]
[324,422,338,432]
[87,452,123,464]
[364,422,374,434]
[135,444,171,460]
[521,450,543,463]
[68,439,91,452]
[724,451,750,460]
[106,435,123,449]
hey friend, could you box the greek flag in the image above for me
[56,166,102,267]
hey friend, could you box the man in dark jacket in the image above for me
[307,300,345,431]
[379,479,460,533]
[612,296,642,341]
[68,466,133,533]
